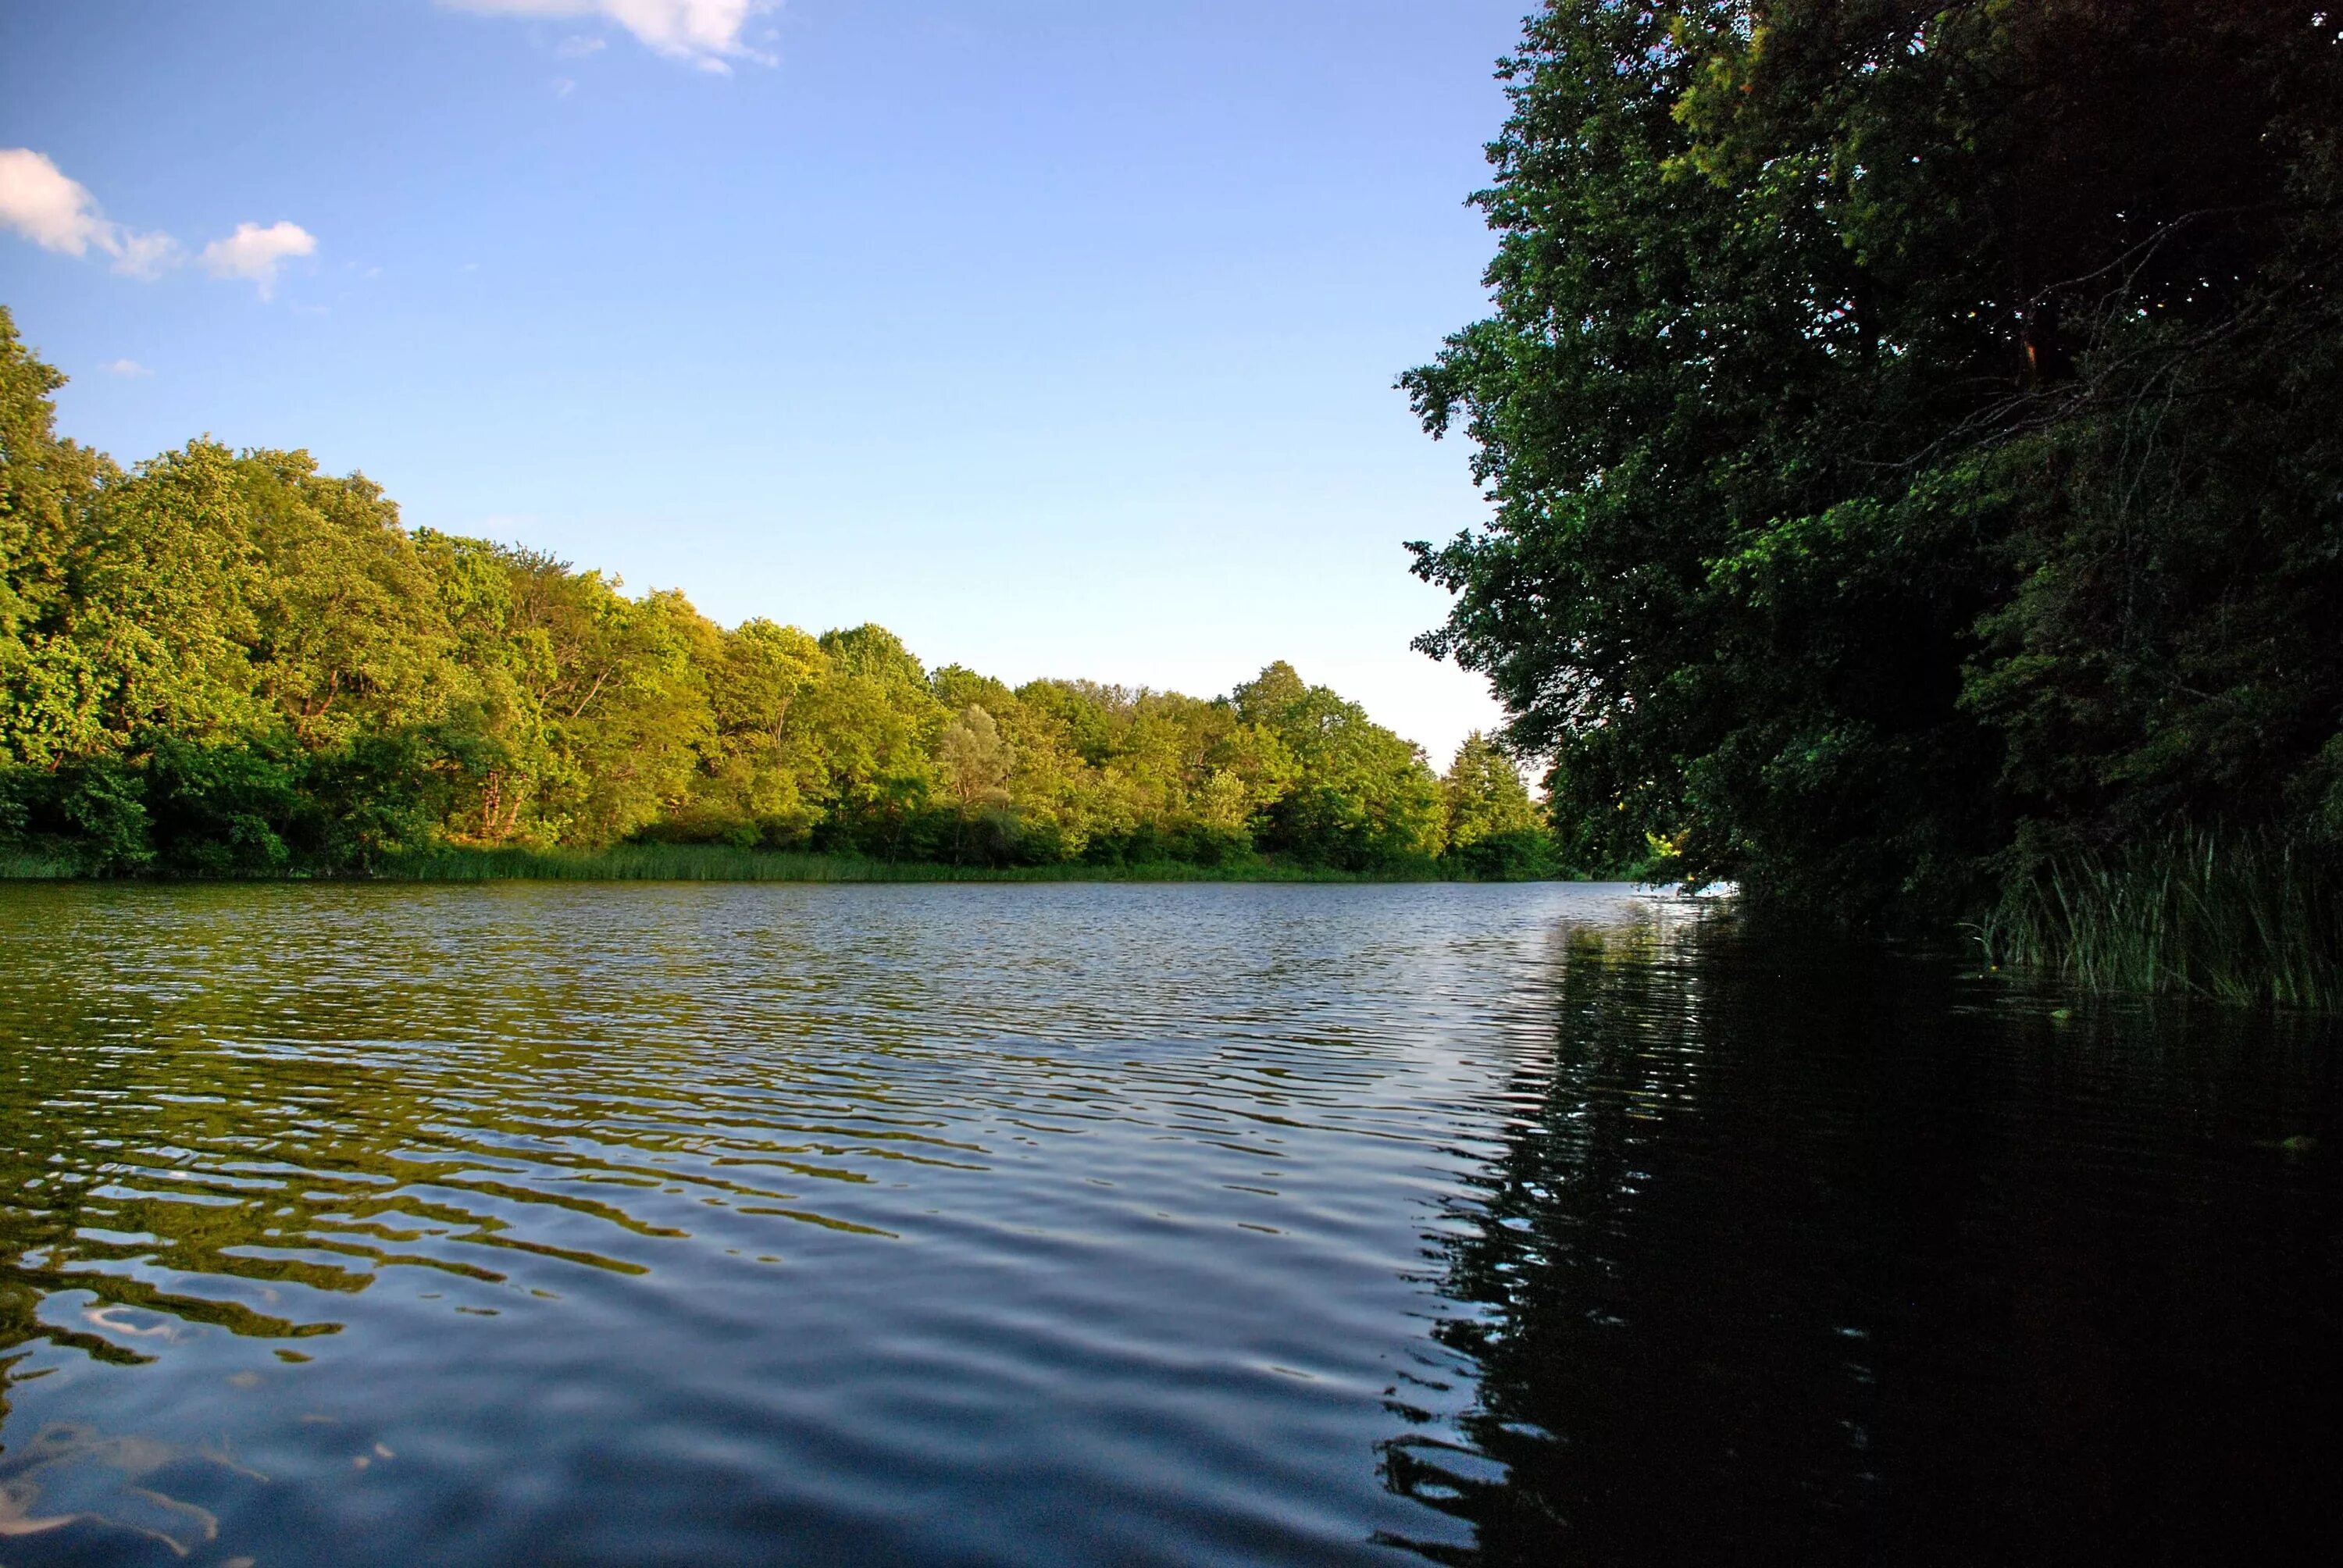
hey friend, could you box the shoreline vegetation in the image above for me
[0,842,1568,886]
[2,306,1588,894]
[1974,829,2343,1013]
[1393,3,2343,1010]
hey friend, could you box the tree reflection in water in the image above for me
[1382,912,2343,1564]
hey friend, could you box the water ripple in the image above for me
[2,881,1663,1566]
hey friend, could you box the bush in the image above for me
[1445,827,1557,882]
[61,758,155,874]
[301,731,447,873]
[144,736,307,875]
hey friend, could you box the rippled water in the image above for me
[2,882,2338,1564]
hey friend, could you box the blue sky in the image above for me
[0,1,1527,764]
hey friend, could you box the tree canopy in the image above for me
[1407,0,2343,914]
[0,307,1545,878]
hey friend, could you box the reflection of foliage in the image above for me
[1383,911,2343,1564]
[1376,914,1885,1563]
[0,992,366,1367]
[1371,915,1890,1560]
[0,964,635,1371]
[0,888,963,1381]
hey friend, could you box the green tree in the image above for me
[233,451,458,750]
[5,308,1500,880]
[1,308,113,768]
[672,618,828,843]
[0,308,107,646]
[1233,662,1445,868]
[1405,0,2343,914]
[66,441,272,750]
[936,703,1017,861]
[1442,731,1551,877]
[939,704,1013,811]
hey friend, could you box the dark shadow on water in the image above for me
[1382,914,2343,1564]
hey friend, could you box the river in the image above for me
[1,882,2336,1563]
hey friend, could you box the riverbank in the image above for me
[0,843,1504,884]
[388,845,1469,883]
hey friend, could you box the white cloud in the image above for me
[200,220,318,300]
[555,34,606,58]
[446,1,777,72]
[102,358,152,377]
[3,148,317,301]
[0,148,181,278]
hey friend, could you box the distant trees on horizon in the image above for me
[0,308,1554,878]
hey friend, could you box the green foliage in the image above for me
[1440,730,1555,878]
[1976,828,2343,1010]
[376,843,1435,884]
[143,735,310,875]
[1407,2,2343,950]
[0,307,109,654]
[1233,662,1446,870]
[301,729,451,873]
[59,757,153,875]
[1,305,1481,880]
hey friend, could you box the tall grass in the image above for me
[375,843,1441,884]
[1974,827,2343,1008]
[0,850,76,879]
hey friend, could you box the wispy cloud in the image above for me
[102,358,153,377]
[201,220,319,301]
[0,148,181,278]
[445,1,778,73]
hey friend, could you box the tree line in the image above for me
[1407,0,2343,953]
[0,308,1551,878]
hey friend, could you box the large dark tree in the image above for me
[1407,1,2343,913]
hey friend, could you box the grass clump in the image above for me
[0,850,76,879]
[1974,828,2343,1009]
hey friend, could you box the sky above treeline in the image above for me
[0,0,1527,764]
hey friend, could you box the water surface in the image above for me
[1,882,2336,1563]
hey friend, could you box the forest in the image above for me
[1405,0,2343,999]
[0,308,1550,880]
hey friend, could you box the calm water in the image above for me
[0,882,2337,1565]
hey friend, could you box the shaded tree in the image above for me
[1405,0,2343,915]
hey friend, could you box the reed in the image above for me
[0,850,76,879]
[1974,827,2343,1009]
